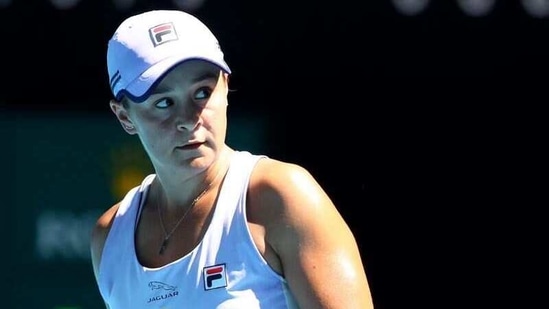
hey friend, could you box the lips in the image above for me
[177,142,202,150]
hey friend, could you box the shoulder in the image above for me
[250,157,321,201]
[89,175,153,262]
[255,156,331,197]
[90,202,121,279]
[91,202,120,245]
[247,157,336,229]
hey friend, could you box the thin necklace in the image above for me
[156,181,212,255]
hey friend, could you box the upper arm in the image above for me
[90,202,119,304]
[250,159,374,309]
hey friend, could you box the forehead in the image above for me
[124,60,224,104]
[146,60,222,97]
[161,60,221,83]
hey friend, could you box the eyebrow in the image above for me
[151,71,219,95]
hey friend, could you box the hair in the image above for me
[114,69,234,107]
[119,96,130,108]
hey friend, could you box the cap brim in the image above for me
[121,55,231,103]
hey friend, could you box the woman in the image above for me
[90,9,374,309]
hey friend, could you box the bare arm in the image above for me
[250,159,374,308]
[90,203,120,309]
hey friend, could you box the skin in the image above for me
[90,60,374,308]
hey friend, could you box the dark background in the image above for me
[1,1,542,308]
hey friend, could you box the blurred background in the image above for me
[1,0,543,308]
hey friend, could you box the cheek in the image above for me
[137,112,173,135]
[138,131,161,153]
[202,105,227,130]
[137,122,172,149]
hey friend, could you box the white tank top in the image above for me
[98,151,299,308]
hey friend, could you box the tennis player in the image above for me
[90,9,374,308]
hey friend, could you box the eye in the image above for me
[154,98,174,109]
[194,87,213,100]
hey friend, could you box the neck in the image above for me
[152,149,232,211]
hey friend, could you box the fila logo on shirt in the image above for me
[149,22,178,47]
[203,263,228,290]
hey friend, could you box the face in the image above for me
[110,60,229,175]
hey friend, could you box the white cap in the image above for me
[107,10,231,102]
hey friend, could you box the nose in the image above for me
[176,104,201,132]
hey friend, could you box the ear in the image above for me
[223,72,230,95]
[109,99,137,135]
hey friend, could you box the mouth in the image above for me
[177,142,203,150]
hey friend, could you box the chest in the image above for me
[134,198,215,267]
[131,182,284,279]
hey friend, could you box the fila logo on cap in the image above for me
[149,22,178,47]
[203,263,227,290]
